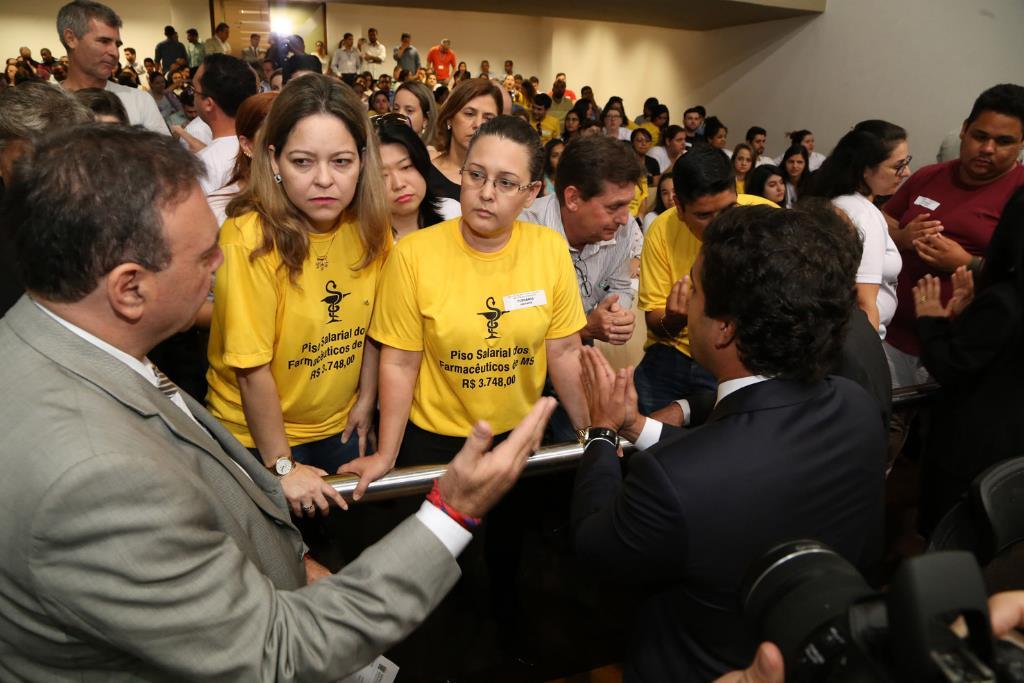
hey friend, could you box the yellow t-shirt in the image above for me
[638,194,779,358]
[370,218,586,436]
[530,113,561,143]
[206,211,383,447]
[628,181,649,218]
[736,178,746,194]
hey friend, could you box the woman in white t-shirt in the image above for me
[804,120,912,338]
[601,105,632,141]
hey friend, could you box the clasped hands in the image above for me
[586,294,635,345]
[897,213,971,272]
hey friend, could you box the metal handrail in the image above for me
[326,382,942,503]
[892,382,941,409]
[326,438,620,503]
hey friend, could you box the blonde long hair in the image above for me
[227,74,389,283]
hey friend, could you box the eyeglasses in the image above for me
[894,155,913,175]
[573,252,592,298]
[459,168,536,195]
[372,112,410,129]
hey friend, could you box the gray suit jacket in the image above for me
[0,296,460,681]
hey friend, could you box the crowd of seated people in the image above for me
[2,1,1024,681]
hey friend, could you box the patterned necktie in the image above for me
[153,366,179,400]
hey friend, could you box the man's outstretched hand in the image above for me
[438,397,556,518]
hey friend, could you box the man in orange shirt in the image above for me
[551,72,577,101]
[426,38,457,85]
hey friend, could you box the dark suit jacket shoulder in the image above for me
[572,377,886,682]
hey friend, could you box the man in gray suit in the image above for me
[0,124,555,681]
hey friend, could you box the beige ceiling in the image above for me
[317,0,825,30]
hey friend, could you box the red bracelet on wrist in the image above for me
[426,480,481,531]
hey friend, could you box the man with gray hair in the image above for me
[0,81,93,315]
[57,0,168,134]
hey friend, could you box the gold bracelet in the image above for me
[659,315,678,339]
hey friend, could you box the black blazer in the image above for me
[917,282,1024,530]
[571,377,886,682]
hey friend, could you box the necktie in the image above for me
[153,366,179,400]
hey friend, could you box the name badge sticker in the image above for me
[503,290,547,312]
[914,195,940,211]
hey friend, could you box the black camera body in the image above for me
[741,541,1024,682]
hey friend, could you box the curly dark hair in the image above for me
[699,205,855,383]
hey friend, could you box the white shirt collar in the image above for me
[715,375,771,405]
[33,299,162,389]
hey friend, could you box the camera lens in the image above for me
[741,541,876,682]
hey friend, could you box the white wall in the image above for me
[0,0,210,64]
[324,3,548,83]
[322,5,703,124]
[543,17,700,125]
[689,0,1024,164]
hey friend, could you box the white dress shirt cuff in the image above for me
[675,399,692,426]
[415,499,473,557]
[632,417,663,451]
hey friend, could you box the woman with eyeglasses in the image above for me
[804,120,911,339]
[601,105,631,141]
[427,78,503,218]
[206,75,389,518]
[376,119,443,241]
[361,115,588,490]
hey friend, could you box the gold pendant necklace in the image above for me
[311,231,338,271]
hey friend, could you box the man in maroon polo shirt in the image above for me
[884,83,1024,386]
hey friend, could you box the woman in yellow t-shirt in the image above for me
[359,115,590,491]
[206,74,390,518]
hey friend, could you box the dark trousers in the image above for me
[398,423,533,634]
[633,342,717,414]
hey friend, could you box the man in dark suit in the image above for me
[650,200,892,431]
[0,123,555,680]
[571,205,887,682]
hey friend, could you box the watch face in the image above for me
[274,458,293,476]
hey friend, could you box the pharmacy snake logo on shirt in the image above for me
[477,296,506,339]
[322,280,350,324]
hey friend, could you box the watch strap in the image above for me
[585,426,619,449]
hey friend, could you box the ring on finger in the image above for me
[301,503,315,513]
